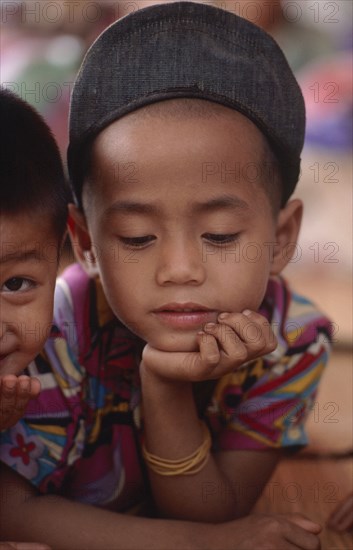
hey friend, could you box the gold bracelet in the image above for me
[142,423,211,476]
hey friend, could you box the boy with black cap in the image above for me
[0,3,331,548]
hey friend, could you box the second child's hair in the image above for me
[0,88,71,239]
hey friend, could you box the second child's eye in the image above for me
[119,235,156,248]
[203,233,239,244]
[2,277,34,293]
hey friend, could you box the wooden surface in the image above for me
[254,349,353,549]
[254,456,353,550]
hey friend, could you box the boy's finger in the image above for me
[197,331,220,375]
[217,311,276,356]
[203,322,247,365]
[217,312,250,343]
[279,515,321,550]
[285,513,322,534]
[328,496,353,530]
[241,310,277,353]
[284,528,321,550]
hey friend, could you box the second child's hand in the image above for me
[0,375,41,430]
[142,310,277,381]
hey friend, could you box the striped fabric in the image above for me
[208,278,332,451]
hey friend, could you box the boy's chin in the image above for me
[147,333,199,353]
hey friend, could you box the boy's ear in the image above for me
[67,203,99,277]
[270,199,303,275]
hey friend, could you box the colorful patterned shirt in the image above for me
[0,263,332,511]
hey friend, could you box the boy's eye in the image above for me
[119,235,155,248]
[203,233,239,244]
[2,277,35,292]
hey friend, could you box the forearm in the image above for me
[0,465,321,550]
[2,493,219,550]
[0,463,217,550]
[141,369,239,522]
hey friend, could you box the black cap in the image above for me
[68,1,305,206]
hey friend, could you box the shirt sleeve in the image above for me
[206,277,333,451]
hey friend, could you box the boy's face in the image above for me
[0,213,58,375]
[78,107,289,352]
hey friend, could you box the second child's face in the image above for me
[82,108,282,352]
[0,214,58,375]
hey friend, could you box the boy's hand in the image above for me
[0,375,41,430]
[218,513,321,550]
[327,493,353,532]
[142,310,277,382]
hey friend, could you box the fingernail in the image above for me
[218,313,229,320]
[204,322,216,330]
[242,309,252,316]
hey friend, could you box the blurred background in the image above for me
[1,1,352,544]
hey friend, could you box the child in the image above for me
[0,3,331,549]
[0,89,69,430]
[0,88,68,550]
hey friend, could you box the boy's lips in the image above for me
[152,302,217,329]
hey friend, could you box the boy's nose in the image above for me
[155,239,206,286]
